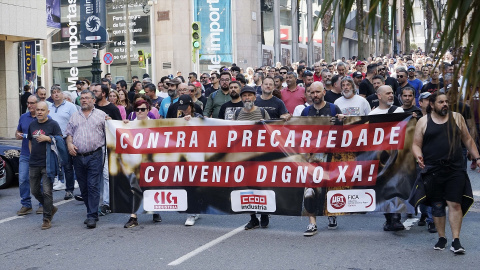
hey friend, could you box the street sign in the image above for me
[103,52,113,65]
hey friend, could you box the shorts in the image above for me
[424,169,466,204]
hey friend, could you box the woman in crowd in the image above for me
[109,89,127,120]
[118,88,132,116]
[127,94,157,120]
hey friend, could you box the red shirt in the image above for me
[281,85,306,114]
[313,73,322,82]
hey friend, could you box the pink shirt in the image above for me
[281,85,306,114]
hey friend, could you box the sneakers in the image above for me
[36,206,43,214]
[153,213,162,223]
[17,206,32,216]
[74,180,79,189]
[427,222,437,233]
[304,223,318,236]
[41,219,51,230]
[260,214,269,228]
[434,237,447,250]
[74,194,83,201]
[124,217,138,228]
[244,216,260,230]
[450,238,465,254]
[385,213,405,231]
[418,214,427,226]
[53,179,66,191]
[185,214,199,226]
[98,204,111,216]
[64,191,73,200]
[328,216,337,230]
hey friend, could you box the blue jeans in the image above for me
[29,167,54,220]
[18,156,42,208]
[73,150,103,220]
[419,204,433,224]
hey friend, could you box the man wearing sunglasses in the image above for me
[377,64,400,96]
[395,68,414,103]
[407,65,423,106]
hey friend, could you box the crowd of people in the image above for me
[15,50,480,254]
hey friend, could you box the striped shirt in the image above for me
[66,108,106,154]
[234,107,270,121]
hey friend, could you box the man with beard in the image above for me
[367,75,401,109]
[407,65,423,106]
[159,78,181,118]
[401,87,422,119]
[324,75,343,103]
[302,70,314,88]
[218,81,243,120]
[204,72,232,118]
[158,76,171,98]
[255,76,290,120]
[94,84,122,121]
[322,71,333,91]
[377,63,400,95]
[411,92,479,254]
[300,81,342,236]
[66,90,106,229]
[359,64,377,98]
[421,68,444,94]
[273,75,284,92]
[233,86,270,229]
[334,77,371,116]
[281,72,306,114]
[352,71,363,95]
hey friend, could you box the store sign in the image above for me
[194,0,233,70]
[24,41,36,88]
[80,0,107,44]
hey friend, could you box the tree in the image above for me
[356,0,367,60]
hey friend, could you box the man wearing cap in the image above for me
[407,65,423,106]
[159,78,181,118]
[352,71,363,95]
[218,81,243,120]
[166,85,203,119]
[204,71,232,118]
[233,86,270,229]
[353,61,366,78]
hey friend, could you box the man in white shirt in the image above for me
[369,85,404,115]
[334,77,371,116]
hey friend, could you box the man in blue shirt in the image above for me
[48,85,78,200]
[407,65,423,107]
[159,78,180,118]
[15,95,43,216]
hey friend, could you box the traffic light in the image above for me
[192,21,201,50]
[138,50,145,68]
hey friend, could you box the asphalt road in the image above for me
[1,170,479,270]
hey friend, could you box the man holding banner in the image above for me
[411,92,479,254]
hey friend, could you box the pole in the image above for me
[91,44,102,83]
[291,0,299,64]
[273,0,281,65]
[125,4,132,82]
[306,0,313,65]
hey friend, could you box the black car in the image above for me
[0,138,21,189]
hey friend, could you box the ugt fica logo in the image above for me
[330,193,346,209]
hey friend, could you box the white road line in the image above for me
[0,199,74,224]
[168,225,245,266]
[403,218,419,230]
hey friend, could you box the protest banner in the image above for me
[106,114,416,216]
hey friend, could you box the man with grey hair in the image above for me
[281,71,306,114]
[334,76,371,116]
[336,62,347,77]
[48,85,78,199]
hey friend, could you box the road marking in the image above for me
[168,225,245,266]
[0,199,74,224]
[403,218,419,230]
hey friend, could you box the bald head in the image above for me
[310,81,325,92]
[36,101,50,122]
[377,85,392,95]
[376,85,394,107]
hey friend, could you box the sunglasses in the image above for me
[408,69,415,72]
[135,107,148,112]
[201,77,207,79]
[397,75,404,78]
[378,68,385,71]
[280,72,287,74]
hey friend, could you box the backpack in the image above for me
[387,105,398,114]
[301,103,337,117]
[234,107,266,119]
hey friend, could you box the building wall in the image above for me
[0,1,47,138]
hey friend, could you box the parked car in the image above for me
[0,139,21,189]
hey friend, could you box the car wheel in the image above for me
[0,161,14,189]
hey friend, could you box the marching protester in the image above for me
[411,92,479,254]
[28,101,64,229]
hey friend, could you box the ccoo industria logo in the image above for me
[231,190,276,212]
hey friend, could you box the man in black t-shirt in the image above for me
[20,85,32,113]
[28,101,62,230]
[421,68,444,94]
[254,77,290,120]
[93,84,122,120]
[218,81,243,120]
[400,87,422,119]
[324,75,343,103]
[359,64,377,97]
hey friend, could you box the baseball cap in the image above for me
[408,65,416,71]
[419,92,431,101]
[352,71,363,78]
[177,95,193,111]
[167,78,181,85]
[240,86,256,96]
[356,61,365,66]
[76,80,84,85]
